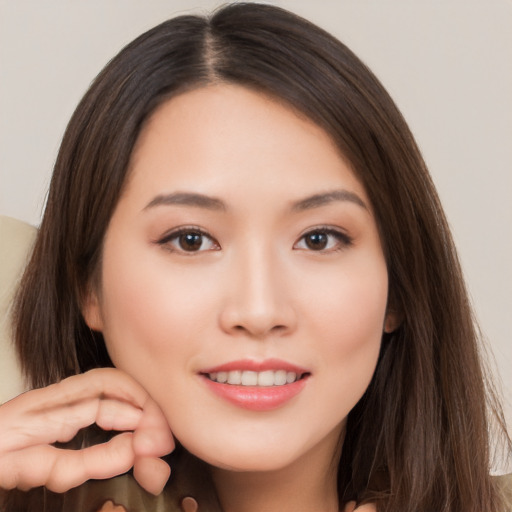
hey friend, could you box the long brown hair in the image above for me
[12,3,510,511]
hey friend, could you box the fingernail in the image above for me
[181,497,198,512]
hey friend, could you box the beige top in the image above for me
[0,216,35,403]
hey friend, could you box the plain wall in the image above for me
[1,0,511,459]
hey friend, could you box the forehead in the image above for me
[124,84,369,209]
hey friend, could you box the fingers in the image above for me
[133,456,171,496]
[1,396,143,452]
[0,368,150,443]
[0,368,175,494]
[21,368,150,413]
[1,368,159,451]
[132,396,174,494]
[0,432,135,493]
[133,397,174,458]
[94,398,143,432]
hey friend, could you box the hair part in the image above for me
[12,3,510,511]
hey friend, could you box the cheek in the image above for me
[98,243,218,383]
[307,254,388,347]
[305,256,388,403]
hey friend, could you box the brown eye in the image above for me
[179,232,204,251]
[294,228,353,252]
[157,228,219,253]
[304,232,328,250]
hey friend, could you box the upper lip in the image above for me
[200,358,310,375]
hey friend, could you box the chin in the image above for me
[193,448,301,473]
[176,421,344,475]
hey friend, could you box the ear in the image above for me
[384,308,402,334]
[81,287,104,332]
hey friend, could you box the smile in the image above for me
[200,359,310,411]
[206,370,303,387]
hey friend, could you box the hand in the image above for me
[0,368,174,495]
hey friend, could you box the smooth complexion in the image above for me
[84,84,392,512]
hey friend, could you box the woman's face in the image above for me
[84,84,393,473]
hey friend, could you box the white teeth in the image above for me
[227,370,242,385]
[258,370,275,387]
[216,371,228,383]
[286,372,297,384]
[241,371,258,386]
[208,370,302,386]
[274,370,287,386]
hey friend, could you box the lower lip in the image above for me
[201,376,309,411]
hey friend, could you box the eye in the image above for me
[157,228,220,253]
[294,228,352,252]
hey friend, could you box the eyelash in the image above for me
[294,227,353,253]
[156,227,220,254]
[155,226,353,254]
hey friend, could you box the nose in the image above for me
[218,247,297,339]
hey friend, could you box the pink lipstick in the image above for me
[200,359,310,411]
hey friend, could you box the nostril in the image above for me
[219,302,297,338]
[269,324,290,335]
[231,323,287,337]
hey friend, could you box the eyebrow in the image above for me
[143,189,367,213]
[291,190,368,211]
[144,192,226,211]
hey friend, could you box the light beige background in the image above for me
[1,0,511,453]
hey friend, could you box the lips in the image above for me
[199,359,310,411]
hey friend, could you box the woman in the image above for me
[0,3,510,511]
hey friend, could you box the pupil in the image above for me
[179,233,202,251]
[306,232,327,250]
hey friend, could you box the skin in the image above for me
[0,368,173,494]
[84,84,391,511]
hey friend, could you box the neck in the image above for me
[210,428,342,512]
